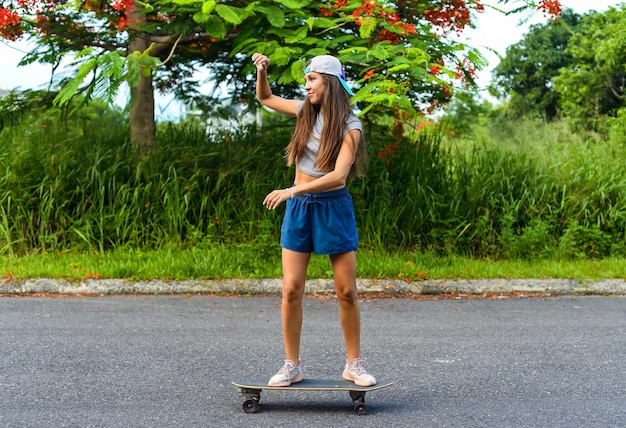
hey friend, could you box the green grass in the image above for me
[1,248,625,281]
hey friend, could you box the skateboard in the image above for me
[231,378,393,415]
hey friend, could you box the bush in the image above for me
[1,99,625,258]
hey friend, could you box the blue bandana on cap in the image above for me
[304,55,355,96]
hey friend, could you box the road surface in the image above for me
[1,295,624,427]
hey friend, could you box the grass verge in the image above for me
[1,248,625,281]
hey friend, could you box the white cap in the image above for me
[304,55,354,96]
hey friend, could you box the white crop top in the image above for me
[295,102,363,177]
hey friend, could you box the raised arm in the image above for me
[252,53,301,116]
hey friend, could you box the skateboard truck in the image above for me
[239,387,262,414]
[349,390,367,415]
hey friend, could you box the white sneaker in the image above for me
[342,358,376,386]
[268,360,304,387]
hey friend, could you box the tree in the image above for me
[440,90,493,137]
[491,8,580,119]
[1,0,247,152]
[1,1,561,152]
[553,5,626,126]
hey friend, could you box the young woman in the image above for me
[251,52,376,387]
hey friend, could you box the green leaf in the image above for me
[172,0,203,5]
[290,60,306,81]
[74,47,95,59]
[304,48,330,58]
[54,48,98,106]
[54,56,98,106]
[387,64,410,74]
[466,48,487,70]
[338,47,369,54]
[366,43,395,61]
[284,27,308,44]
[204,15,227,39]
[193,12,211,24]
[308,17,338,29]
[230,38,259,56]
[271,46,301,66]
[365,93,394,104]
[246,40,281,56]
[298,37,320,46]
[259,6,285,28]
[273,0,311,9]
[202,0,216,15]
[215,4,253,25]
[359,17,377,39]
[330,34,364,48]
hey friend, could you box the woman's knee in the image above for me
[335,282,358,304]
[282,280,305,304]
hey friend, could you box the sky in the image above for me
[0,0,622,118]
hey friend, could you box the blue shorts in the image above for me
[280,187,359,255]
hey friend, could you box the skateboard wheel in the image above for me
[354,403,367,415]
[243,398,260,413]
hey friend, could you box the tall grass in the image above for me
[1,99,625,259]
[0,101,292,254]
[440,117,626,258]
[355,116,626,258]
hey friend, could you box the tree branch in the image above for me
[27,21,122,52]
[606,70,625,100]
[159,33,183,66]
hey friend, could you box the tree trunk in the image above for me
[128,3,156,153]
[129,61,156,154]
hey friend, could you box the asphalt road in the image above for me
[1,295,624,427]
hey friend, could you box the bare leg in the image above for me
[281,248,311,364]
[329,251,360,361]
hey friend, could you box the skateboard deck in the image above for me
[231,379,394,415]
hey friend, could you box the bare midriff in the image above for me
[294,168,345,192]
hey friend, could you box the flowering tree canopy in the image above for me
[1,0,561,150]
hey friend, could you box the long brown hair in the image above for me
[285,74,368,178]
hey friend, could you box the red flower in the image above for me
[352,0,378,18]
[429,65,440,75]
[0,8,23,40]
[538,0,562,18]
[376,29,400,44]
[423,0,483,33]
[117,15,128,30]
[112,0,133,12]
[364,68,375,80]
[403,23,417,35]
[320,7,333,17]
[0,8,21,26]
